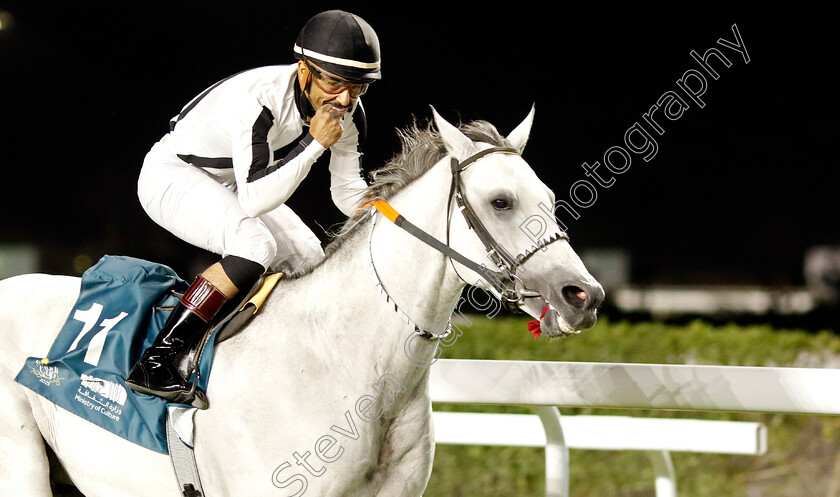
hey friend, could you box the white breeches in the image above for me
[137,142,325,274]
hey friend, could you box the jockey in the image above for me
[125,10,381,402]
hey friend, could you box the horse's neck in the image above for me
[236,159,462,382]
[369,166,464,334]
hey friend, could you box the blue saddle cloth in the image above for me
[14,255,219,454]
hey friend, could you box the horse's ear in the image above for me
[431,106,476,160]
[507,104,536,154]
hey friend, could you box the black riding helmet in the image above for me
[293,10,381,83]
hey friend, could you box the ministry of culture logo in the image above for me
[31,358,64,386]
[74,373,127,422]
[80,374,127,406]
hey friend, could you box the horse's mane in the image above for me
[328,118,511,251]
[285,117,512,278]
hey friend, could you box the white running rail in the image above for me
[432,410,767,497]
[428,358,840,496]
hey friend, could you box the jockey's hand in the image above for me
[309,104,345,149]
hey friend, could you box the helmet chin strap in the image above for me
[295,70,317,121]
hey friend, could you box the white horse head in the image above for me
[429,106,604,335]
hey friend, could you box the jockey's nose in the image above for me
[561,281,604,311]
[335,89,352,106]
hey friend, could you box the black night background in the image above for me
[0,3,836,313]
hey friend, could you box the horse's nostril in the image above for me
[562,286,588,309]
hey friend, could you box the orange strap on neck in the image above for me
[361,196,511,296]
[357,199,401,224]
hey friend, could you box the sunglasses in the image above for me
[306,62,369,98]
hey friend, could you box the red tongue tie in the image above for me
[527,304,550,339]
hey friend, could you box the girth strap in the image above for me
[166,407,204,496]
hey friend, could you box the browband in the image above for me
[451,147,519,173]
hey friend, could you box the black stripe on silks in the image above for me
[247,131,315,183]
[245,106,274,182]
[271,129,311,163]
[170,73,236,131]
[169,68,256,131]
[177,154,234,169]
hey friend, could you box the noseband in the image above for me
[366,146,567,339]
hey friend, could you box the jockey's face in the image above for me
[297,61,361,117]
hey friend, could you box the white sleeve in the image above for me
[230,104,326,218]
[328,111,369,217]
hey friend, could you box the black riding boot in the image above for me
[125,275,229,402]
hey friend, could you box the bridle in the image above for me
[446,146,568,311]
[365,146,568,339]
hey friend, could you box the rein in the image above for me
[365,146,568,339]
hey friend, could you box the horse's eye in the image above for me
[491,198,511,211]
